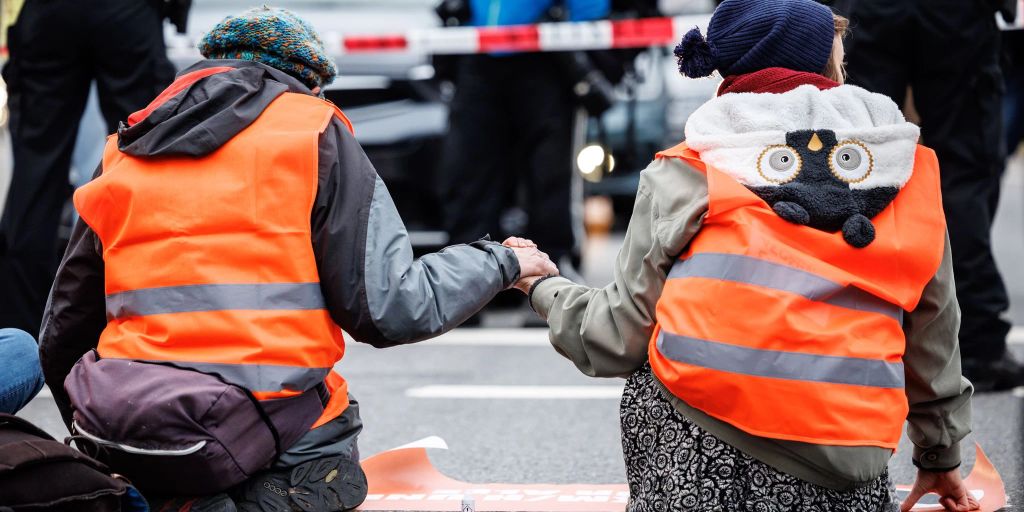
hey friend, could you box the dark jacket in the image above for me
[39,60,520,427]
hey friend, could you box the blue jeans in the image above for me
[0,328,45,414]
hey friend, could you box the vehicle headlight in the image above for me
[576,144,615,182]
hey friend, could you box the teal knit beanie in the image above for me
[199,7,337,90]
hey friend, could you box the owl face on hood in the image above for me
[684,84,921,248]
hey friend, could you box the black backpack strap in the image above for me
[237,386,284,462]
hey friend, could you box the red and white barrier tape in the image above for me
[336,15,708,55]
[6,8,1024,60]
[155,15,709,61]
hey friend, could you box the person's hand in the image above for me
[503,237,557,291]
[901,468,979,512]
[507,247,557,291]
[503,236,537,249]
[510,246,557,281]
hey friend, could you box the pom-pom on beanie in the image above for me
[199,7,337,90]
[675,0,835,79]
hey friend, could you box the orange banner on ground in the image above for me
[358,438,1007,512]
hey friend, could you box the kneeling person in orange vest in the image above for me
[37,7,557,512]
[513,0,976,511]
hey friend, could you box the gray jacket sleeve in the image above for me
[312,120,520,347]
[530,158,709,377]
[39,185,108,429]
[903,236,973,470]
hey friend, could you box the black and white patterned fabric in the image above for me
[621,364,900,512]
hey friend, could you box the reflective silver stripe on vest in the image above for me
[657,331,905,388]
[106,283,326,319]
[668,253,903,322]
[142,360,332,393]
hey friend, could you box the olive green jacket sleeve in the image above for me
[531,157,972,469]
[904,236,974,470]
[529,157,708,378]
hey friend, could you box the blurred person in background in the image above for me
[437,0,611,279]
[0,0,183,334]
[515,0,978,508]
[40,7,556,511]
[841,0,1024,391]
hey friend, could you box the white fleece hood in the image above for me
[683,84,920,191]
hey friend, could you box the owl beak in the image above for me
[807,133,824,152]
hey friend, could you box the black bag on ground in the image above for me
[0,413,138,511]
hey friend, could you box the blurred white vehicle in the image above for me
[67,0,717,244]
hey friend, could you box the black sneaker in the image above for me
[962,351,1024,392]
[234,456,368,512]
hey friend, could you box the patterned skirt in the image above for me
[621,364,900,512]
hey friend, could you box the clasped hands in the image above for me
[502,237,559,293]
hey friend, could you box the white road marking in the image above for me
[389,436,449,451]
[31,327,1024,407]
[406,385,623,399]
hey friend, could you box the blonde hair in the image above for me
[823,14,849,83]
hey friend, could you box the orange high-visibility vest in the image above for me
[73,88,354,429]
[649,143,946,449]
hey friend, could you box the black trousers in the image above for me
[439,54,576,264]
[845,0,1010,360]
[0,0,174,334]
[1003,30,1024,155]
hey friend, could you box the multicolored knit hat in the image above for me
[199,7,337,90]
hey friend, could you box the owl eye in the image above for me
[757,145,802,184]
[829,140,873,183]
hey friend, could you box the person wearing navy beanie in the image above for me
[518,0,979,510]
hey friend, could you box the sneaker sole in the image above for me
[289,456,368,512]
[235,457,367,512]
[234,473,293,512]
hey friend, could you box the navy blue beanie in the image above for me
[675,0,835,79]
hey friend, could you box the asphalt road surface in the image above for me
[18,329,1024,508]
[15,156,1024,510]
